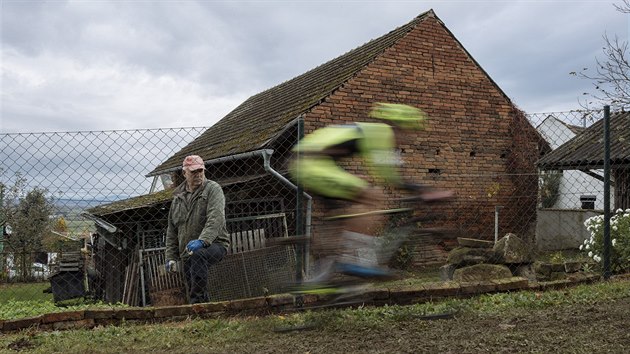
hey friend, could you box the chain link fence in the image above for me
[1,107,628,317]
[0,128,208,306]
[529,109,606,209]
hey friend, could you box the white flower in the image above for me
[585,244,590,250]
[594,255,602,262]
[579,245,583,250]
[612,239,617,246]
[588,251,593,257]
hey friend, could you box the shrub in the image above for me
[581,208,630,273]
[539,171,562,208]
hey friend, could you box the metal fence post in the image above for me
[296,116,305,283]
[603,105,611,280]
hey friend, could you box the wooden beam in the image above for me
[578,169,616,187]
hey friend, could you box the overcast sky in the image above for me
[1,0,628,133]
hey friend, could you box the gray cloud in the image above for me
[0,127,206,201]
[1,1,628,133]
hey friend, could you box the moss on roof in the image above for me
[86,189,173,217]
[148,10,434,176]
[538,111,630,169]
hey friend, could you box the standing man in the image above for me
[165,155,230,304]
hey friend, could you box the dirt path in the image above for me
[3,290,630,353]
[220,297,630,354]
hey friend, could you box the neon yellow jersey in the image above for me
[293,124,363,153]
[292,123,401,185]
[356,122,401,185]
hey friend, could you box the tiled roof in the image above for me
[538,111,630,169]
[148,10,435,176]
[86,189,173,217]
[566,123,585,135]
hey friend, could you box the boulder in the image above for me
[564,261,582,273]
[457,237,494,248]
[447,247,496,267]
[492,233,532,264]
[439,264,456,281]
[453,264,513,282]
[533,261,553,277]
[513,264,537,281]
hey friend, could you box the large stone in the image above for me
[564,261,582,273]
[457,237,494,248]
[533,262,553,277]
[439,264,456,281]
[446,247,496,267]
[493,233,532,264]
[513,264,537,281]
[453,264,513,282]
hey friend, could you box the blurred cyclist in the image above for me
[290,103,452,286]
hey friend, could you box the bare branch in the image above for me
[576,31,630,110]
[613,0,630,13]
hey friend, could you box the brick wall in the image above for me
[302,14,541,249]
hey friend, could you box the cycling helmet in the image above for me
[369,103,427,130]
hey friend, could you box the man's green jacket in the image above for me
[165,180,230,262]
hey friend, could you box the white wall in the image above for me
[536,209,599,251]
[537,116,612,210]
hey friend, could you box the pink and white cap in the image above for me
[182,155,205,171]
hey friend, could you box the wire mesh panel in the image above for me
[1,107,628,318]
[530,109,630,277]
[141,248,186,307]
[529,110,608,210]
[0,128,208,307]
[134,214,294,305]
[207,245,296,301]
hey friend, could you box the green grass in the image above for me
[271,277,630,328]
[535,249,590,263]
[0,282,52,304]
[1,277,628,353]
[64,219,95,236]
[380,266,442,290]
[0,282,127,320]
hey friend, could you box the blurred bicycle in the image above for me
[272,193,453,296]
[285,102,453,294]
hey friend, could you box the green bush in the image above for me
[581,208,630,273]
[539,171,562,208]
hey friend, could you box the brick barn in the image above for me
[87,9,546,304]
[150,9,545,245]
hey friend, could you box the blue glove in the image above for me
[186,239,205,254]
[165,260,178,273]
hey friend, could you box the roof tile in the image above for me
[538,111,630,169]
[148,10,434,176]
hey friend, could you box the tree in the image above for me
[1,174,54,280]
[572,0,630,110]
[52,216,68,233]
[0,174,27,278]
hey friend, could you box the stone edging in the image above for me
[0,273,602,333]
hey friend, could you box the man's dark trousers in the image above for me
[183,243,227,304]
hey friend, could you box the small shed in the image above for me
[85,186,296,305]
[536,115,605,209]
[538,111,630,210]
